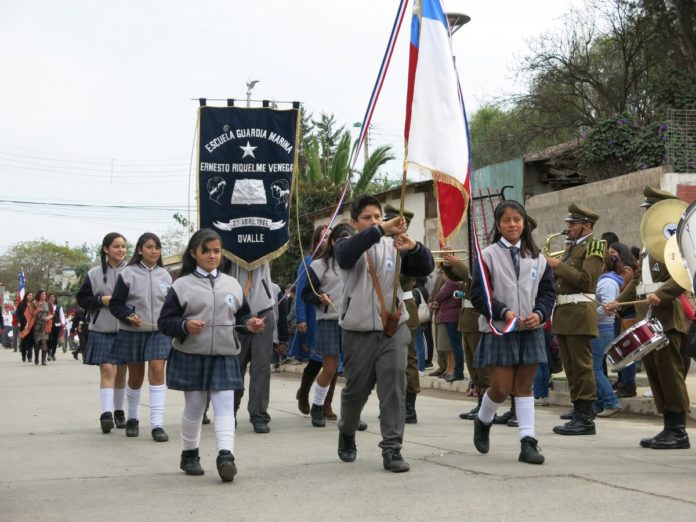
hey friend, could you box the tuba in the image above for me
[544,230,569,258]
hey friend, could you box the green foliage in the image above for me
[0,240,92,295]
[270,181,343,286]
[577,113,668,179]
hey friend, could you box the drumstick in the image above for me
[616,299,649,306]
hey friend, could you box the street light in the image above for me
[246,79,259,107]
[446,12,471,35]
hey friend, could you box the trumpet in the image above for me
[432,249,469,262]
[544,230,569,258]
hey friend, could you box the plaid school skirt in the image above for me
[113,330,171,363]
[474,328,547,368]
[83,331,126,366]
[166,349,244,391]
[314,320,341,356]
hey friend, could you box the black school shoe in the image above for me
[518,436,545,465]
[180,449,204,476]
[216,450,237,482]
[473,417,492,454]
[492,410,514,424]
[382,449,410,473]
[338,432,357,462]
[310,404,326,428]
[125,419,139,437]
[151,427,169,442]
[100,412,114,434]
[113,410,126,429]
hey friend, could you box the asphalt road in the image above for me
[1,348,695,521]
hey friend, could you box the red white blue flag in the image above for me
[404,0,470,244]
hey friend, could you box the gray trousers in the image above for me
[236,320,276,423]
[338,324,410,451]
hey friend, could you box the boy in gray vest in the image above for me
[334,195,434,472]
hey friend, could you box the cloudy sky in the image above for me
[0,0,579,252]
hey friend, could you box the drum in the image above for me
[677,199,696,291]
[605,318,669,370]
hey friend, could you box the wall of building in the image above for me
[525,166,687,250]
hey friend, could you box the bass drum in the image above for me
[677,199,696,292]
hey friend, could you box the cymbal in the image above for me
[664,235,693,292]
[640,199,688,263]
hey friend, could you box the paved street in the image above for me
[1,348,695,521]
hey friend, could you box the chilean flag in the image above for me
[404,0,470,244]
[17,269,25,304]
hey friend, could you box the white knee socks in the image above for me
[312,383,330,406]
[127,385,141,420]
[211,390,236,454]
[515,396,535,439]
[149,384,167,428]
[113,387,125,411]
[477,390,503,425]
[100,387,114,414]
[182,391,206,450]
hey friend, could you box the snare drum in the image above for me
[605,318,669,370]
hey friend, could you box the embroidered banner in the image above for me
[198,107,300,270]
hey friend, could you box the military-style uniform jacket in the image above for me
[552,235,604,336]
[400,274,419,329]
[443,260,480,334]
[617,253,689,334]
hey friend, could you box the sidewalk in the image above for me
[280,360,696,419]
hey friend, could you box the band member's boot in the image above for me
[649,412,690,449]
[405,392,418,424]
[616,382,636,398]
[552,400,596,436]
[323,373,338,420]
[460,393,483,421]
[639,414,669,448]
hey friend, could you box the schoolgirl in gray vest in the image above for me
[110,233,172,443]
[470,200,556,465]
[301,223,353,428]
[158,228,265,482]
[76,232,129,434]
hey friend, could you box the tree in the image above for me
[0,240,91,295]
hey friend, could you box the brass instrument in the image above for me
[432,249,469,262]
[544,230,569,258]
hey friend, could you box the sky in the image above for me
[0,0,580,253]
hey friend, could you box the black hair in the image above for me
[17,292,33,316]
[319,223,354,271]
[310,225,330,256]
[100,232,126,283]
[34,289,47,302]
[127,232,163,267]
[609,242,634,267]
[490,200,540,258]
[630,246,641,261]
[601,232,619,246]
[350,195,382,221]
[180,228,222,277]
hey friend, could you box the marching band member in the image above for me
[547,203,605,436]
[606,186,690,449]
[384,204,422,424]
[334,195,434,473]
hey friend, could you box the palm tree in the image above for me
[301,130,395,193]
